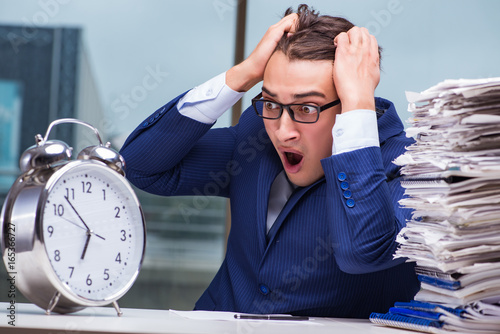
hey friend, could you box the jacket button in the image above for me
[346,199,355,208]
[337,172,346,181]
[340,181,349,190]
[343,190,352,199]
[259,284,270,295]
[142,121,149,127]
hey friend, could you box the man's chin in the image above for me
[286,172,324,188]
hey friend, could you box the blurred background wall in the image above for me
[0,0,499,311]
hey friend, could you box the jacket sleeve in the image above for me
[321,133,413,274]
[119,92,237,198]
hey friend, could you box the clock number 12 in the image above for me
[82,181,92,194]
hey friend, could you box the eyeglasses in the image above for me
[251,93,341,124]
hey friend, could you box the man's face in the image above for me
[262,51,341,187]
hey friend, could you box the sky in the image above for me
[1,0,500,144]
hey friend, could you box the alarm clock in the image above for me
[0,118,146,316]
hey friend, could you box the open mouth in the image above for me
[285,151,303,166]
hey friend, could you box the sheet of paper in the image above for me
[168,310,321,325]
[169,310,237,321]
[394,76,500,315]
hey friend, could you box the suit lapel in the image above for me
[265,179,322,249]
[255,144,324,259]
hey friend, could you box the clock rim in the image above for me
[37,160,147,306]
[0,159,146,312]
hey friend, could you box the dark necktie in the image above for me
[266,170,295,234]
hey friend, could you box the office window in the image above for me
[0,1,236,311]
[0,80,23,192]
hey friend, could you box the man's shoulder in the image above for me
[375,97,400,120]
[374,97,412,145]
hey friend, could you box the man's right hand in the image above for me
[226,13,298,93]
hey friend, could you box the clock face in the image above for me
[40,161,145,303]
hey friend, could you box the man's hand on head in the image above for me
[333,27,380,113]
[226,13,298,93]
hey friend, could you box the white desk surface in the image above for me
[0,302,415,334]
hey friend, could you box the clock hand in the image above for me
[81,231,91,260]
[91,232,106,240]
[58,214,106,240]
[63,196,107,241]
[64,196,90,231]
[60,217,106,239]
[59,216,87,231]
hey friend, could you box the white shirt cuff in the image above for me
[332,109,379,155]
[177,72,245,124]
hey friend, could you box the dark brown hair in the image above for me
[276,4,382,63]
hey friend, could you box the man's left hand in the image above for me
[333,27,380,113]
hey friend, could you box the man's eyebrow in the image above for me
[261,86,326,100]
[261,86,276,97]
[293,91,326,99]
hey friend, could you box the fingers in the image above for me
[348,27,370,48]
[334,26,379,68]
[369,34,380,67]
[332,26,380,112]
[269,13,298,40]
[333,31,348,48]
[226,13,299,92]
[287,13,299,34]
[278,13,299,33]
[335,27,376,52]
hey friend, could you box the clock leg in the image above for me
[112,300,123,317]
[46,291,61,315]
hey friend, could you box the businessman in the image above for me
[120,4,420,318]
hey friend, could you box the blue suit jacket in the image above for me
[120,93,420,318]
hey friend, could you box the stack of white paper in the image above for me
[392,77,500,329]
